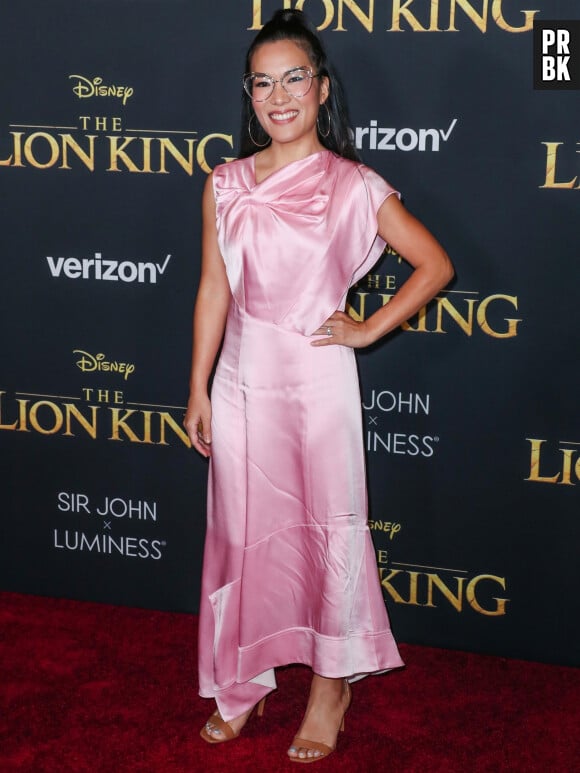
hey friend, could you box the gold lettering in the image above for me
[248,0,292,30]
[375,564,509,616]
[63,403,99,439]
[347,290,391,321]
[158,412,191,447]
[540,142,578,189]
[196,133,235,174]
[379,568,409,603]
[407,570,420,605]
[0,391,19,429]
[23,132,60,169]
[0,130,235,175]
[141,410,154,444]
[107,136,142,172]
[448,0,488,33]
[435,296,477,335]
[248,0,535,33]
[492,0,537,33]
[110,408,143,442]
[476,294,520,338]
[466,574,508,616]
[59,134,96,171]
[525,438,560,484]
[350,288,520,337]
[28,401,64,435]
[402,304,428,331]
[426,573,466,611]
[390,0,428,32]
[0,392,193,446]
[428,0,441,29]
[157,137,196,175]
[248,0,262,30]
[347,291,369,322]
[560,448,576,486]
[140,136,154,174]
[18,399,29,431]
[0,131,25,166]
[335,0,374,32]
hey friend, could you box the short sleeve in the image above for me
[350,165,401,286]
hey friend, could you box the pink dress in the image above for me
[198,150,404,721]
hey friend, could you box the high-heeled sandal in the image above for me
[288,680,351,764]
[199,697,266,744]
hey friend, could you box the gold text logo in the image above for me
[0,117,234,175]
[526,438,580,485]
[377,553,508,616]
[249,1,538,34]
[369,519,402,538]
[540,142,580,189]
[73,351,136,381]
[348,280,521,338]
[69,75,134,105]
[0,389,190,447]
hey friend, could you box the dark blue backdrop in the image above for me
[0,0,578,666]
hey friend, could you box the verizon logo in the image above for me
[354,118,458,152]
[45,252,172,284]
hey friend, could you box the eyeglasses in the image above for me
[243,67,320,102]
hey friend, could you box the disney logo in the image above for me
[74,350,136,380]
[69,75,134,105]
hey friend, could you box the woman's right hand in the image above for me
[184,392,212,458]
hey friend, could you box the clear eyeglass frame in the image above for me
[242,66,320,102]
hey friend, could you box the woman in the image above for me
[184,9,453,763]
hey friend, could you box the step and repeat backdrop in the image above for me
[0,1,578,666]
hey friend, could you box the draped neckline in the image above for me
[251,148,332,189]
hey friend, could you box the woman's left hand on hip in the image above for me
[310,311,371,349]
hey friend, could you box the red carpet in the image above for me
[1,592,578,772]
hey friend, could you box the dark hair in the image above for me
[239,9,359,161]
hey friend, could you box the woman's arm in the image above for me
[312,195,454,348]
[184,173,231,456]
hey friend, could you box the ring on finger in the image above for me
[326,326,332,336]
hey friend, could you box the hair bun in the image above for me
[271,8,313,30]
[275,9,302,22]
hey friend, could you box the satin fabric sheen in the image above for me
[198,150,404,721]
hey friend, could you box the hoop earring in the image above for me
[248,114,270,148]
[317,102,331,139]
